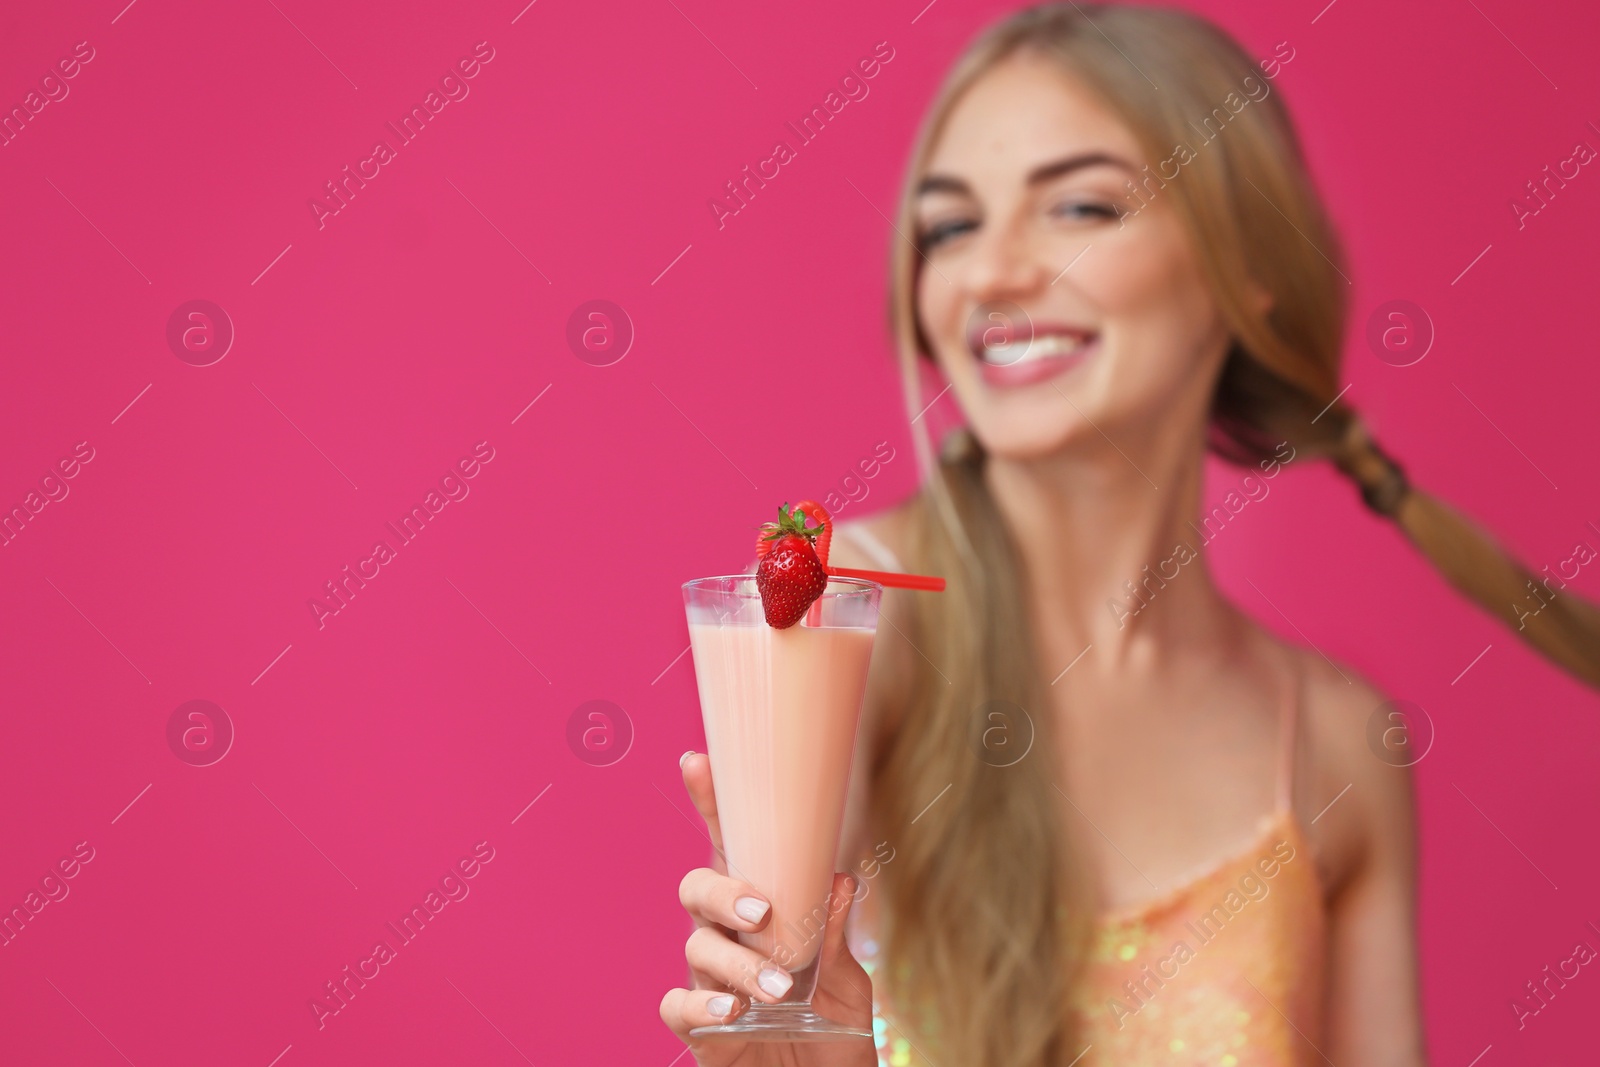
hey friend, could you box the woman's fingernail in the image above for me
[757,966,792,998]
[733,896,769,923]
[706,994,735,1018]
[679,750,696,768]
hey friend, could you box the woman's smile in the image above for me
[971,321,1100,388]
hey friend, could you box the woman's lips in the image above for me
[977,333,1099,388]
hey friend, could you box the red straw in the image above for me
[828,565,946,592]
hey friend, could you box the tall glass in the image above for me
[682,575,882,1041]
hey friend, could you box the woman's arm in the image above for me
[1308,670,1429,1066]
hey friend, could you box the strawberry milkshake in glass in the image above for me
[681,573,882,1040]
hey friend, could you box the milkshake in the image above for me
[682,571,881,1040]
[689,617,876,970]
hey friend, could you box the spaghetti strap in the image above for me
[836,521,905,573]
[1275,647,1302,815]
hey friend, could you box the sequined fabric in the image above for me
[851,809,1326,1066]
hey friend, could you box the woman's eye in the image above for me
[1051,200,1124,222]
[918,218,977,249]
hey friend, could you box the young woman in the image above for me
[660,5,1600,1065]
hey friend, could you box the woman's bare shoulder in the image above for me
[829,497,920,571]
[1284,641,1418,895]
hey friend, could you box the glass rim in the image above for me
[682,574,881,599]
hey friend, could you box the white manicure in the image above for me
[734,896,770,923]
[706,994,734,1018]
[758,967,792,998]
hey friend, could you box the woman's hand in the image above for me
[660,752,878,1067]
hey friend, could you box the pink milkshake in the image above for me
[690,619,875,968]
[683,574,881,1040]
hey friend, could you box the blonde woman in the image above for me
[659,5,1600,1065]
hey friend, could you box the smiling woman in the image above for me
[861,7,1600,1066]
[660,5,1600,1067]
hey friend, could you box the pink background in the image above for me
[1,0,1597,1063]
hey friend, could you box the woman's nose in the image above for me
[963,216,1048,300]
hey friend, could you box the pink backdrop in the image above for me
[2,0,1597,1063]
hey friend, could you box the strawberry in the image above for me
[755,502,831,628]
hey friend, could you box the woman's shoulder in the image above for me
[1278,638,1418,896]
[830,497,919,572]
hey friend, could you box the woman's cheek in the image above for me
[1080,235,1169,312]
[916,280,960,366]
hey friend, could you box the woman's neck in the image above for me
[983,415,1240,672]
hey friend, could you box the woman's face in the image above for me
[914,53,1236,461]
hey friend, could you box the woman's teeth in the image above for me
[981,333,1089,365]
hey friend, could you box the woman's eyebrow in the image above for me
[1025,151,1136,184]
[916,174,971,196]
[916,151,1136,197]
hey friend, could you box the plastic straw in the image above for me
[828,566,946,592]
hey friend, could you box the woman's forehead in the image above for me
[925,56,1141,179]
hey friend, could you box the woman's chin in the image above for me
[968,418,1100,463]
[965,384,1126,462]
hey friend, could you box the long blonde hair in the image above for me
[869,5,1600,1066]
